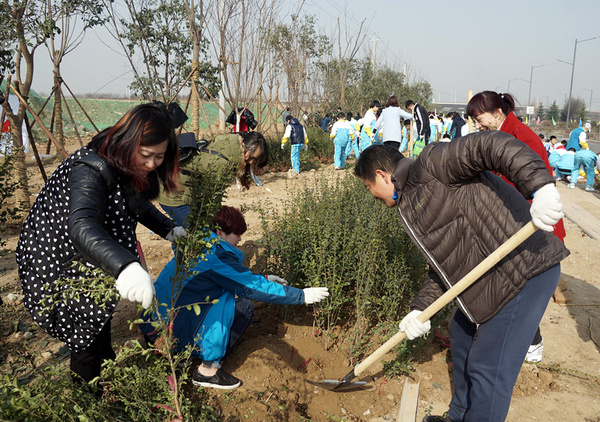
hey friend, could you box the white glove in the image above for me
[530,183,563,232]
[165,226,187,242]
[115,262,155,308]
[267,275,288,285]
[399,310,431,340]
[303,287,329,304]
[281,144,285,150]
[302,144,308,151]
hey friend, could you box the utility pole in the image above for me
[583,88,593,112]
[525,64,547,124]
[558,36,600,129]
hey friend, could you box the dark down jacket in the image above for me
[391,131,569,323]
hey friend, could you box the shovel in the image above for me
[321,221,538,391]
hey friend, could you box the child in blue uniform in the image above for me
[281,116,309,176]
[330,112,357,169]
[356,100,380,152]
[141,206,329,389]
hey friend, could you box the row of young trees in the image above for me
[536,98,589,123]
[1,0,433,212]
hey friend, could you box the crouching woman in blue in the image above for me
[141,206,329,389]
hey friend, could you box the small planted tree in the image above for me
[0,0,54,212]
[43,0,107,151]
[260,172,427,354]
[266,14,330,114]
[0,162,233,420]
[103,0,219,103]
[547,100,560,123]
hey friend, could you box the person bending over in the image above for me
[354,135,568,422]
[141,206,329,389]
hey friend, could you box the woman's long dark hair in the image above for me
[238,131,268,189]
[94,103,180,193]
[466,91,516,118]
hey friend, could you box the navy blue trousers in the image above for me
[161,204,190,227]
[448,264,560,422]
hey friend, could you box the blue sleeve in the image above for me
[548,151,560,168]
[207,246,305,305]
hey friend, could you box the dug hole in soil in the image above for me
[1,135,600,421]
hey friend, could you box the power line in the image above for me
[303,0,403,65]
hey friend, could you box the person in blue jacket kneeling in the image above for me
[141,206,329,390]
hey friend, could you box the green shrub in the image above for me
[0,344,218,421]
[305,126,334,163]
[260,171,427,353]
[1,166,232,420]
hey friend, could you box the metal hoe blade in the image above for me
[316,368,369,391]
[319,379,369,391]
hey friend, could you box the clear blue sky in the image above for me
[33,0,600,111]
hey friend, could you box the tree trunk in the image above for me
[256,87,262,131]
[11,130,31,215]
[340,73,346,110]
[5,88,32,217]
[190,60,199,135]
[274,81,281,137]
[52,69,64,155]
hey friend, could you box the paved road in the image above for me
[557,180,600,239]
[586,139,600,154]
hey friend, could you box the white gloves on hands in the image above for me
[281,144,285,150]
[303,287,330,304]
[115,262,155,308]
[166,226,187,242]
[399,310,431,340]
[267,274,288,285]
[303,144,308,151]
[530,183,563,232]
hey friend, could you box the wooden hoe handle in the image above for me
[353,221,538,377]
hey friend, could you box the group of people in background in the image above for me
[315,97,449,169]
[545,122,598,192]
[307,92,600,195]
[313,97,477,168]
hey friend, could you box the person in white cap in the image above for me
[566,122,592,151]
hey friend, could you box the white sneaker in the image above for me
[567,183,575,189]
[525,340,543,363]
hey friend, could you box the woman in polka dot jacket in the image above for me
[16,103,186,386]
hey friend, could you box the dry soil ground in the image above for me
[1,137,600,421]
